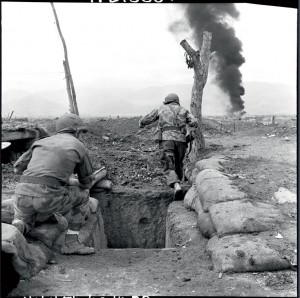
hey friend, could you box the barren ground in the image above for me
[3,115,297,296]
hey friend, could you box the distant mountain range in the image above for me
[2,81,296,118]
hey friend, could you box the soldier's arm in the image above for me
[139,108,159,128]
[73,151,95,189]
[13,146,34,175]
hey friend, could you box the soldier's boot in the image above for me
[174,182,184,201]
[60,234,95,255]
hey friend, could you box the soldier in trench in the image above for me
[139,93,198,200]
[11,113,107,255]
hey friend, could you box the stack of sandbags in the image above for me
[183,184,216,239]
[2,223,53,280]
[2,198,15,224]
[183,155,293,273]
[184,156,244,240]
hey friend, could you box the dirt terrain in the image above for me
[3,115,297,296]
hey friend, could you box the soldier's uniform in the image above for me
[139,93,197,198]
[12,113,95,255]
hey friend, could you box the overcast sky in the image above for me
[1,2,298,93]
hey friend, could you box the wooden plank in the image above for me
[2,130,37,142]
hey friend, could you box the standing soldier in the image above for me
[139,93,198,200]
[12,113,106,255]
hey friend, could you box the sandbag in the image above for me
[166,202,205,248]
[195,177,246,211]
[183,185,195,210]
[2,223,53,279]
[280,227,297,248]
[196,168,229,181]
[190,168,199,184]
[183,184,203,214]
[209,199,285,237]
[89,196,100,213]
[2,198,15,224]
[193,196,203,215]
[77,197,108,250]
[257,229,297,258]
[206,234,291,273]
[195,155,227,172]
[197,211,216,239]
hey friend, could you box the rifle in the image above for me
[153,127,162,143]
[186,129,196,155]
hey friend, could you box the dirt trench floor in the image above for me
[4,116,298,296]
[9,247,297,296]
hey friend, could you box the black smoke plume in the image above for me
[171,4,246,114]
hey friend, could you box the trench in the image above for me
[2,131,174,249]
[91,187,174,249]
[3,176,198,296]
[1,133,175,249]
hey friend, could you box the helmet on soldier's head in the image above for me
[55,113,88,134]
[164,93,180,104]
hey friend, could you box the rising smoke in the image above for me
[170,4,246,115]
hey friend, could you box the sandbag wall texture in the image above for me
[93,187,174,248]
[184,155,292,273]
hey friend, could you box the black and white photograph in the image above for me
[1,1,297,297]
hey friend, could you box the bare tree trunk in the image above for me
[180,32,213,159]
[51,3,79,115]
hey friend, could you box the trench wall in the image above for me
[92,187,174,248]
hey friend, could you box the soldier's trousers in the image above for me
[13,183,90,234]
[160,140,187,187]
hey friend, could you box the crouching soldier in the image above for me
[12,113,101,255]
[139,93,198,200]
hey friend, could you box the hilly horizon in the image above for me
[2,81,296,118]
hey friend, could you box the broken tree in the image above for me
[51,3,79,115]
[180,32,215,158]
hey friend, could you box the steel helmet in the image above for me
[164,93,180,104]
[55,113,88,133]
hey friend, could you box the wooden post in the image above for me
[180,32,213,159]
[65,62,79,115]
[63,60,75,114]
[271,115,275,125]
[51,3,79,115]
[8,111,14,121]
